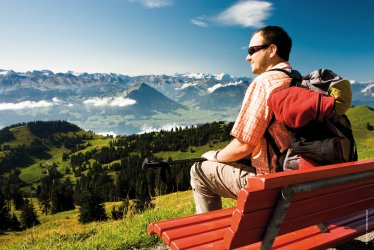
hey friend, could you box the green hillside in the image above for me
[0,122,113,184]
[346,105,374,159]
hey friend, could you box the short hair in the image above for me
[255,26,292,61]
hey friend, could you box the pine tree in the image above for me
[36,180,51,215]
[0,190,11,231]
[78,190,107,224]
[133,172,153,213]
[115,171,129,199]
[50,180,63,214]
[12,188,24,210]
[10,213,21,231]
[62,178,75,211]
[20,199,40,229]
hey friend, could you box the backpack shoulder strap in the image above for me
[264,115,284,171]
[331,115,358,161]
[268,68,302,87]
[264,68,302,171]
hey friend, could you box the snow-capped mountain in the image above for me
[351,80,374,106]
[0,69,372,135]
[0,69,252,134]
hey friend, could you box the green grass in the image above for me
[155,141,231,160]
[6,125,36,147]
[0,191,235,250]
[0,125,114,183]
[15,132,114,183]
[346,105,374,159]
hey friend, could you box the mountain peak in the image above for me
[125,82,185,113]
[126,82,151,94]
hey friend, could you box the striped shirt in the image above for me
[231,62,293,174]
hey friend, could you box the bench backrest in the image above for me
[223,159,374,249]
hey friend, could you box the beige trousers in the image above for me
[190,161,256,214]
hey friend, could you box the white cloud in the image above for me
[52,97,62,103]
[208,81,243,93]
[0,100,55,110]
[191,17,209,28]
[83,97,136,107]
[208,84,223,93]
[97,131,117,137]
[130,0,173,8]
[110,97,137,107]
[192,0,272,28]
[138,122,184,134]
[83,97,108,106]
[175,82,198,90]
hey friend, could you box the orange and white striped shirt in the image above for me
[231,62,294,174]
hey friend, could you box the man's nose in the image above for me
[246,54,251,62]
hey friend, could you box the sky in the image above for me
[0,0,374,81]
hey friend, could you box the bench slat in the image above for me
[147,207,234,236]
[329,207,374,225]
[230,207,272,232]
[292,176,374,202]
[286,182,374,219]
[161,214,232,245]
[170,227,227,250]
[224,226,265,249]
[236,188,280,213]
[275,213,374,250]
[185,240,224,250]
[248,160,374,190]
[279,198,374,234]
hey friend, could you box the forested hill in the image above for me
[0,120,92,175]
[0,120,234,220]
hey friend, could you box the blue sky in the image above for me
[0,0,374,81]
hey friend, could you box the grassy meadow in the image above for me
[0,191,236,250]
[5,126,113,184]
[346,105,374,159]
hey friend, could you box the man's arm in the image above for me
[202,137,254,162]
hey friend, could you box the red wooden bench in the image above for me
[148,159,374,249]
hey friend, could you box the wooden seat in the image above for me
[148,159,374,250]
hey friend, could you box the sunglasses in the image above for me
[248,44,270,56]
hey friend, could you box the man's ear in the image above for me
[269,44,278,58]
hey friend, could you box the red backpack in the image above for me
[265,69,357,171]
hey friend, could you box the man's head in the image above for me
[246,26,292,74]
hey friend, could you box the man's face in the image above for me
[246,32,270,75]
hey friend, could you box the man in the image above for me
[190,26,294,214]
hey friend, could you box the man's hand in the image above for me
[202,150,219,162]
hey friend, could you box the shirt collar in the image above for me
[269,61,292,71]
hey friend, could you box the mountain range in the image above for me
[0,69,372,135]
